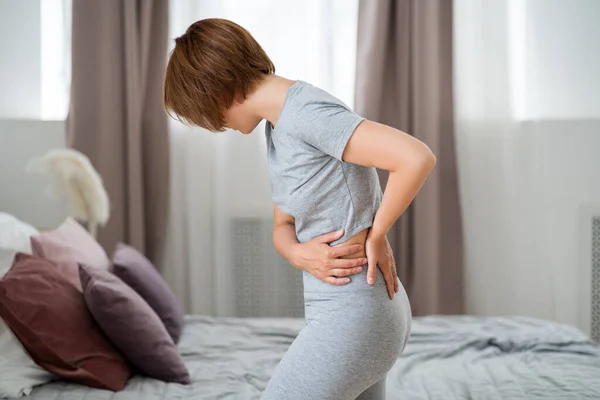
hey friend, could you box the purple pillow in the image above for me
[111,243,184,343]
[79,264,190,384]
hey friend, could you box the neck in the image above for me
[245,74,296,128]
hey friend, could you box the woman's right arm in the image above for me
[272,203,367,285]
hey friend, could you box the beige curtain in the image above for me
[355,0,463,315]
[67,0,169,266]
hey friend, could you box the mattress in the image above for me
[19,315,600,399]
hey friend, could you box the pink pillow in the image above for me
[30,217,109,290]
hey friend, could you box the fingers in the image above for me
[329,266,363,277]
[323,276,351,285]
[387,252,399,293]
[387,247,399,293]
[367,257,377,285]
[329,257,368,268]
[317,229,344,244]
[330,243,364,258]
[379,264,395,300]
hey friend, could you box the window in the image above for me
[0,0,71,120]
[41,0,72,120]
[454,0,600,122]
[517,0,600,120]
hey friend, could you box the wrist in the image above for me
[368,225,387,240]
[289,242,304,270]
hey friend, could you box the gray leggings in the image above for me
[260,264,412,400]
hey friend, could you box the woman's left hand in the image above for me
[365,228,399,300]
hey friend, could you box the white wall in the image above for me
[525,0,600,119]
[458,120,600,329]
[528,122,600,327]
[0,121,67,229]
[0,0,41,119]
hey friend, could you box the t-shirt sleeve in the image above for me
[289,88,366,162]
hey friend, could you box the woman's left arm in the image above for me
[341,119,436,285]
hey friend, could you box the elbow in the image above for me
[408,144,436,175]
[422,145,436,172]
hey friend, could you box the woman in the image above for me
[163,18,436,400]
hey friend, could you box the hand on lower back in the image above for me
[365,229,399,299]
[292,229,368,285]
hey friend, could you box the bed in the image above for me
[19,314,600,399]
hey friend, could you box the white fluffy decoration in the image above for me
[25,148,110,238]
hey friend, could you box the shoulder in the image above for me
[290,81,353,112]
[282,81,365,161]
[285,81,356,135]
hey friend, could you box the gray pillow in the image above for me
[111,243,184,343]
[79,264,190,384]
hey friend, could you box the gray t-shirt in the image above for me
[265,80,383,246]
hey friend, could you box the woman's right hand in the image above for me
[290,229,367,285]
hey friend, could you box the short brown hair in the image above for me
[163,18,275,132]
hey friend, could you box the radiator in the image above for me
[232,217,305,318]
[579,206,600,342]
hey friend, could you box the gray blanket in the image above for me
[389,315,600,399]
[20,315,600,399]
